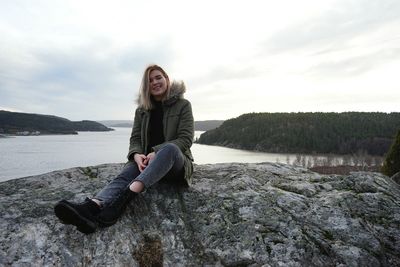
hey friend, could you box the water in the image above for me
[0,128,332,182]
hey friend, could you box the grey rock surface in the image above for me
[0,162,399,266]
[392,172,400,185]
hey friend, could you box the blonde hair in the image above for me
[138,64,171,110]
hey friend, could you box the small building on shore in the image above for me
[15,131,41,136]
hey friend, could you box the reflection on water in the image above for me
[0,128,344,182]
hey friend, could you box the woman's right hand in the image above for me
[133,153,147,172]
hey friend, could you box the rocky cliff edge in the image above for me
[0,163,399,266]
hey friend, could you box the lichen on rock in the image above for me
[0,162,399,266]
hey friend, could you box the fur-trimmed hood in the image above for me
[163,80,186,106]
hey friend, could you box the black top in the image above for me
[147,100,165,152]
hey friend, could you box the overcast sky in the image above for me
[1,0,399,121]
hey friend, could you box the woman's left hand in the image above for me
[144,152,156,165]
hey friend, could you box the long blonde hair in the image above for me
[138,64,171,110]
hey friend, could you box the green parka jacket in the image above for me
[127,81,194,186]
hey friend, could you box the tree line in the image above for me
[197,112,400,156]
[0,110,113,134]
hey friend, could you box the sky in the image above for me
[1,0,400,121]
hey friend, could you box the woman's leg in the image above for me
[94,161,141,206]
[95,143,185,227]
[129,143,184,191]
[54,161,140,233]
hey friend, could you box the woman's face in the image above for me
[149,69,168,100]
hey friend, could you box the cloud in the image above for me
[0,34,175,120]
[1,0,400,121]
[305,46,400,78]
[188,64,267,90]
[246,0,400,82]
[265,0,400,53]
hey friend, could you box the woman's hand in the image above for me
[134,153,147,172]
[144,152,156,165]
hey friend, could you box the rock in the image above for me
[392,172,400,185]
[0,162,399,266]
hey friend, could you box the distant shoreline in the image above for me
[0,131,117,137]
[98,120,224,131]
[0,110,114,135]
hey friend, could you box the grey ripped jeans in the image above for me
[94,143,185,205]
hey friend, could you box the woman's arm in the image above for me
[127,108,144,160]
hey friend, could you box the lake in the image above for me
[0,128,334,182]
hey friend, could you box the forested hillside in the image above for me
[0,110,113,134]
[197,112,400,156]
[194,120,224,131]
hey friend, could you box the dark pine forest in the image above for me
[197,112,400,156]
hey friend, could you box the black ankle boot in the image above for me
[96,187,137,227]
[54,197,101,234]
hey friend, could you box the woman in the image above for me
[54,64,194,234]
